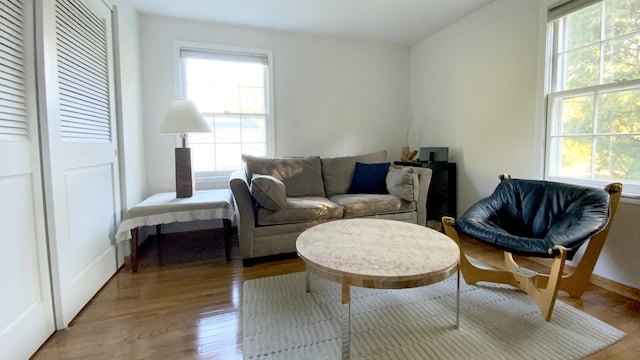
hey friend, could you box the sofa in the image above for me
[229,150,433,265]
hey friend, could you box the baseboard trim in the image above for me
[528,257,640,302]
[590,273,640,302]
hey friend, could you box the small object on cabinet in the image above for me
[419,147,449,163]
[400,146,419,162]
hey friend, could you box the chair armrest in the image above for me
[413,167,432,226]
[229,170,256,259]
[389,164,432,226]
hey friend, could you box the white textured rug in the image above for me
[242,272,625,359]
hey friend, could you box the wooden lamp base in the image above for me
[175,147,194,198]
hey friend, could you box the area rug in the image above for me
[242,272,625,359]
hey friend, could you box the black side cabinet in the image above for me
[395,162,457,223]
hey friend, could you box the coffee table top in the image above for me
[296,218,460,289]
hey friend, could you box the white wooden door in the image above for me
[0,0,56,357]
[38,0,121,328]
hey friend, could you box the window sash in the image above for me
[176,43,273,186]
[188,112,267,173]
[180,49,268,66]
[548,0,601,21]
[545,0,640,195]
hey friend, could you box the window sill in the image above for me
[546,176,639,200]
[621,194,640,206]
[195,172,234,190]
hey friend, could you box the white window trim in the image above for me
[172,41,275,188]
[536,0,640,203]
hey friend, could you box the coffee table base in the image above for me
[305,269,460,359]
[342,284,350,360]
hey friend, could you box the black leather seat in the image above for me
[455,179,611,259]
[442,176,622,321]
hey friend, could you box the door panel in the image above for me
[39,0,121,327]
[0,176,43,302]
[0,0,55,357]
[0,175,54,359]
[65,165,116,274]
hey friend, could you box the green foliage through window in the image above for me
[547,0,640,192]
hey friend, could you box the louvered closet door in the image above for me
[39,0,121,327]
[0,0,55,357]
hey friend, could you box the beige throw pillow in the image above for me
[386,166,419,202]
[251,175,288,211]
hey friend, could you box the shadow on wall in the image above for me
[589,201,640,290]
[453,148,502,217]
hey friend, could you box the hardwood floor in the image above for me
[32,230,639,359]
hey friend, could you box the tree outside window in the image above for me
[547,0,640,194]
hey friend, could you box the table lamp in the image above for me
[159,99,211,198]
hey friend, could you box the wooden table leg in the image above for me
[130,228,138,273]
[156,224,162,265]
[223,219,232,261]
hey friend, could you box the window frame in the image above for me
[172,41,275,188]
[543,0,640,198]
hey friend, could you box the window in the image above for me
[545,0,640,195]
[176,42,274,185]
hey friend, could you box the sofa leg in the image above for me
[242,258,257,267]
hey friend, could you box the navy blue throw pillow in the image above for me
[348,162,390,194]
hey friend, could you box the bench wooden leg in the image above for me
[156,224,162,265]
[130,228,138,273]
[223,219,232,261]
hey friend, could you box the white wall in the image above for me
[138,15,410,196]
[112,0,145,260]
[114,0,145,210]
[410,0,640,290]
[410,0,540,211]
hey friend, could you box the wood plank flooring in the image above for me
[32,230,639,359]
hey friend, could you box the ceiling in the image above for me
[129,0,496,45]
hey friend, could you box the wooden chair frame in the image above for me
[442,182,622,321]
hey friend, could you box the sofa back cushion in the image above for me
[242,155,325,197]
[321,150,387,196]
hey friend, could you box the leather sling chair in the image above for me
[442,175,622,321]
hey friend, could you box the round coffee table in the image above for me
[296,218,460,359]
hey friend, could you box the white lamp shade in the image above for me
[159,99,211,134]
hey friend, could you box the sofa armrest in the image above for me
[229,170,256,259]
[413,167,433,226]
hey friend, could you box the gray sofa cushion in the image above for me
[250,175,288,211]
[328,194,416,218]
[386,166,419,201]
[321,150,388,196]
[257,197,343,226]
[243,155,325,197]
